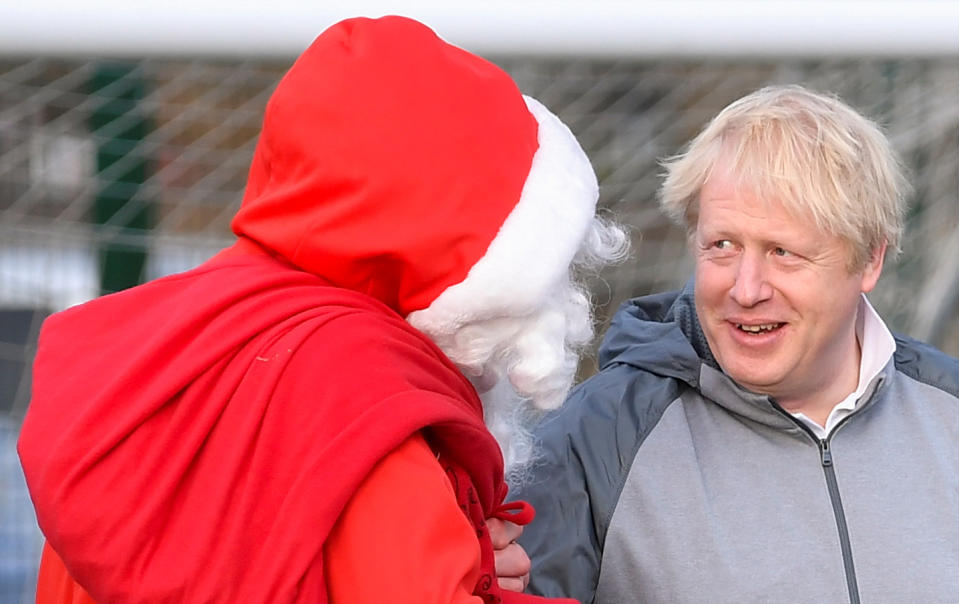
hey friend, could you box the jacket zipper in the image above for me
[818,437,860,604]
[771,403,861,604]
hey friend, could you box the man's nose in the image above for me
[729,251,773,307]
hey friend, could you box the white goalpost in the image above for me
[2,1,959,59]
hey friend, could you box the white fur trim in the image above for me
[408,96,598,335]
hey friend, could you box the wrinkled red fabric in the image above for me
[20,246,507,602]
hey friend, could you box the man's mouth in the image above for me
[736,322,783,333]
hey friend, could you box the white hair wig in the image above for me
[429,214,628,485]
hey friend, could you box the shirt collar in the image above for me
[792,294,896,438]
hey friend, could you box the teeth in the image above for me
[738,323,779,333]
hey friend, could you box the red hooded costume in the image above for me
[19,15,596,604]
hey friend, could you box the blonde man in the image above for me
[514,85,959,603]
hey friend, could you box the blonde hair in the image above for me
[659,84,908,271]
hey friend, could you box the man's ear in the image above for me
[860,241,887,294]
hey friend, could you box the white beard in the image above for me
[413,215,629,487]
[435,281,594,488]
[476,377,540,488]
[470,298,590,486]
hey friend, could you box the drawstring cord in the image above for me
[491,500,535,526]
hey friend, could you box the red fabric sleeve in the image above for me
[324,433,482,603]
[35,542,97,604]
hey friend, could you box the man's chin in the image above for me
[728,374,786,399]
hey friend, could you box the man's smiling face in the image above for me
[692,164,884,410]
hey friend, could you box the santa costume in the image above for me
[19,16,596,604]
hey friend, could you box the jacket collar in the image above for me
[598,279,893,433]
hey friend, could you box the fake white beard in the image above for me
[445,283,593,487]
[425,215,629,486]
[476,376,541,488]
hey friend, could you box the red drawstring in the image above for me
[491,500,535,526]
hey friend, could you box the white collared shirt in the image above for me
[791,295,896,439]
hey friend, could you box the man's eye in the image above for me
[773,247,792,257]
[714,240,732,250]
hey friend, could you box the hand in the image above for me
[486,517,531,593]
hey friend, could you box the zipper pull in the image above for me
[820,439,832,467]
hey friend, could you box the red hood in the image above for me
[232,16,538,316]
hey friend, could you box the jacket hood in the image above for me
[596,281,838,432]
[598,280,719,386]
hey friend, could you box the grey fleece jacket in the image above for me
[514,284,959,604]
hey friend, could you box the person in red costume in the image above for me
[19,15,627,604]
